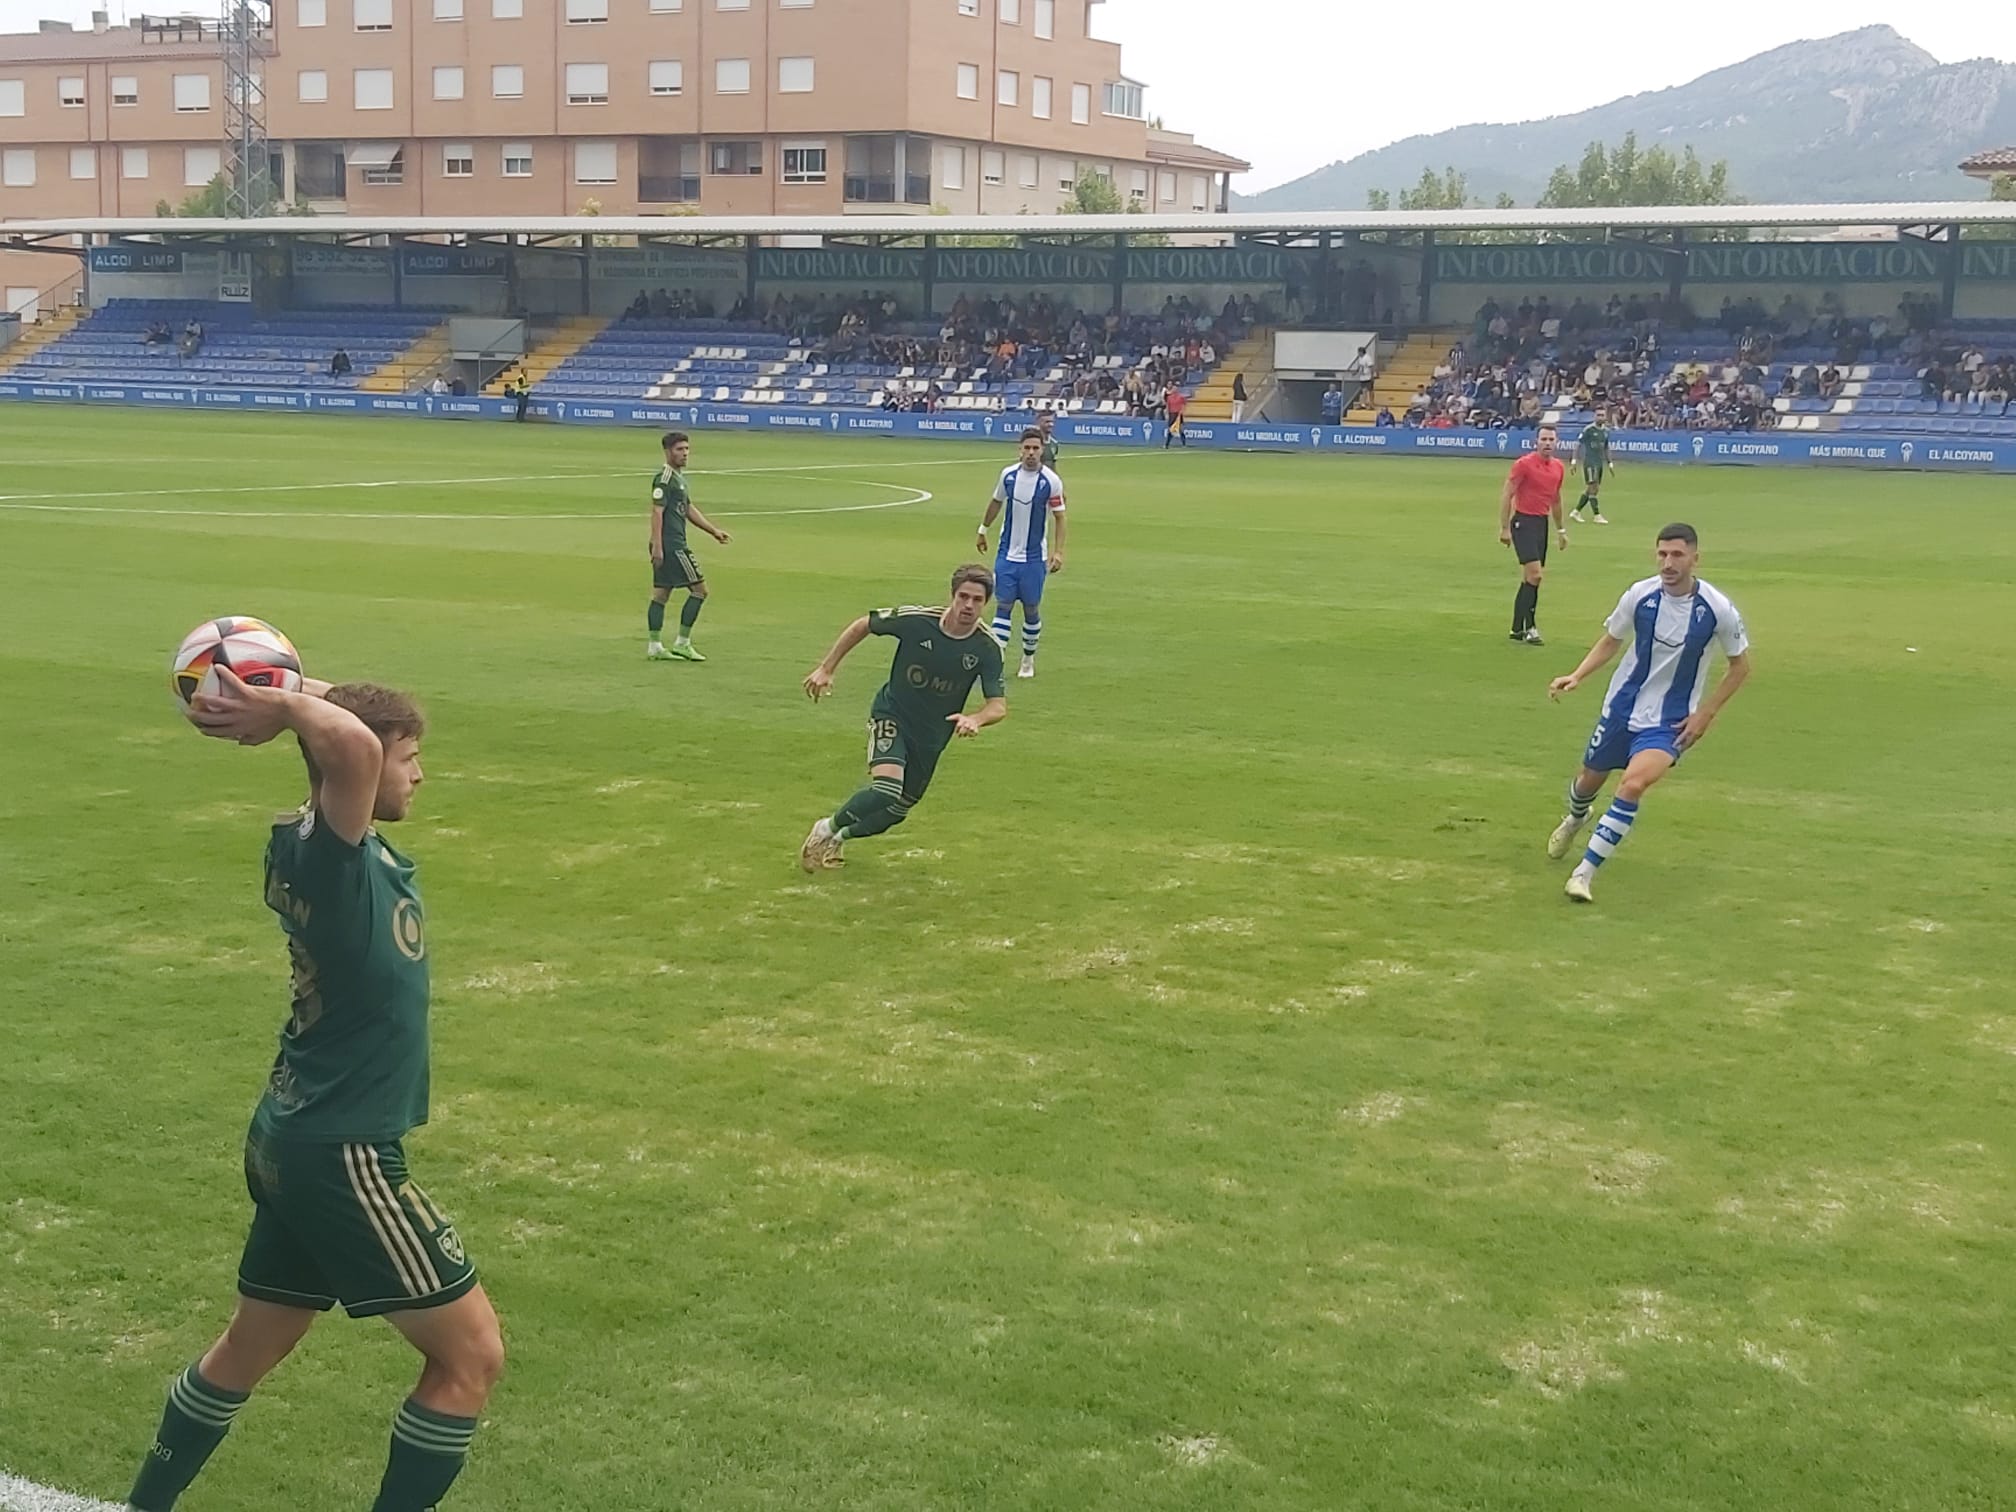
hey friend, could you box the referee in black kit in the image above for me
[1497,424,1570,645]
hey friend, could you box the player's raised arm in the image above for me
[804,615,872,700]
[187,666,384,843]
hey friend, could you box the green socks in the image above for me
[677,595,704,638]
[833,777,909,841]
[127,1364,249,1511]
[646,600,666,635]
[370,1397,480,1512]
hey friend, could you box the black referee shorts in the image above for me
[1510,513,1551,565]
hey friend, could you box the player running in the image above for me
[977,428,1068,679]
[1568,409,1616,524]
[1498,423,1570,645]
[1544,523,1752,903]
[127,669,503,1512]
[647,431,733,662]
[798,564,1008,871]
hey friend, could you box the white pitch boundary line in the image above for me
[0,481,934,522]
[0,1471,124,1512]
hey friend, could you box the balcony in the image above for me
[639,175,700,204]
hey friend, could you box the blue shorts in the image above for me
[994,557,1048,614]
[1582,719,1683,773]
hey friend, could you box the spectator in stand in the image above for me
[329,349,353,379]
[1375,406,1397,427]
[428,375,449,396]
[1162,385,1188,448]
[1320,382,1344,426]
[1232,371,1248,423]
[179,319,205,358]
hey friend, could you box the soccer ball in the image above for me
[170,616,304,705]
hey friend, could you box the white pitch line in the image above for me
[0,471,634,506]
[0,482,934,521]
[0,1472,125,1512]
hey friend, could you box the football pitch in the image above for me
[3,406,2011,1511]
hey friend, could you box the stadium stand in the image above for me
[1374,303,2016,438]
[2,300,447,389]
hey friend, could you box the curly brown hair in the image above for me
[300,683,426,786]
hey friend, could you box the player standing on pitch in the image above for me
[647,431,733,662]
[978,428,1068,679]
[125,669,503,1512]
[1498,423,1571,645]
[1568,408,1617,525]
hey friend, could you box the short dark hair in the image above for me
[661,431,689,450]
[300,683,426,787]
[1020,426,1044,443]
[950,562,995,600]
[1656,522,1699,546]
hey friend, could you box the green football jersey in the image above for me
[254,808,431,1143]
[1581,423,1610,458]
[1040,436,1060,470]
[651,466,692,551]
[867,607,1006,745]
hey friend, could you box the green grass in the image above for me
[3,407,2012,1511]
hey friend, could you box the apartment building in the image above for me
[0,0,1246,228]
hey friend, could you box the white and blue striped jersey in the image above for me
[990,462,1067,563]
[1600,576,1749,731]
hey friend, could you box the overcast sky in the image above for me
[4,0,2012,192]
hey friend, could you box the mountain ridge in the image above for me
[1239,27,2016,211]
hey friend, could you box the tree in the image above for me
[1059,171,1124,216]
[1535,132,1744,237]
[1365,169,1521,242]
[156,172,311,218]
[1124,199,1172,248]
[1971,173,2016,241]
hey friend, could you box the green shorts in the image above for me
[237,1126,478,1319]
[653,547,702,591]
[865,712,945,806]
[1583,460,1609,485]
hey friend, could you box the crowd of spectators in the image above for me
[866,290,1267,416]
[1917,340,2015,411]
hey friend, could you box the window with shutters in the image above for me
[353,68,393,110]
[354,0,392,32]
[122,147,149,178]
[297,70,327,102]
[184,146,222,186]
[575,141,617,184]
[502,143,533,176]
[997,69,1017,106]
[956,63,978,99]
[565,63,609,104]
[778,57,813,93]
[1070,82,1089,124]
[443,144,474,177]
[566,0,609,21]
[715,58,750,94]
[982,149,1004,186]
[70,147,96,179]
[59,77,84,107]
[3,149,36,187]
[298,0,326,25]
[492,65,524,98]
[1031,76,1050,118]
[433,67,464,100]
[173,74,212,112]
[649,61,684,96]
[111,75,138,106]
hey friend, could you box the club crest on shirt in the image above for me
[962,653,979,670]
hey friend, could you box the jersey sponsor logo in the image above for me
[392,897,426,962]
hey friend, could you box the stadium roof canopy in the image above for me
[3,201,2015,247]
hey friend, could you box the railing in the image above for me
[638,175,700,203]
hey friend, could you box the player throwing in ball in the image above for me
[1499,423,1570,645]
[978,428,1067,679]
[126,667,503,1512]
[799,564,1008,870]
[647,431,733,662]
[1544,523,1752,903]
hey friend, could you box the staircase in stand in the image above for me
[1346,327,1460,425]
[359,320,451,393]
[1187,329,1271,421]
[0,303,89,376]
[484,316,607,394]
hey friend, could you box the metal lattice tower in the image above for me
[221,1,273,216]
